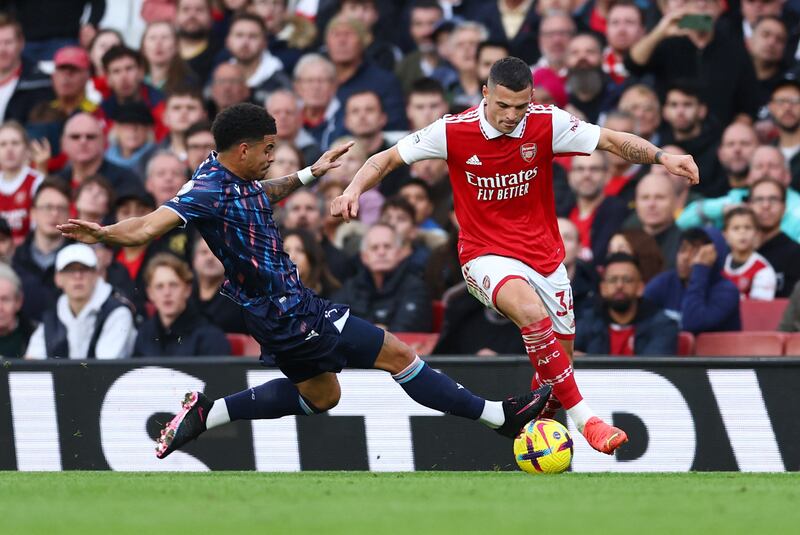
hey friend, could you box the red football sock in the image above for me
[521,317,583,410]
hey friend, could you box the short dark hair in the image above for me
[603,252,640,272]
[380,195,416,222]
[411,0,443,14]
[33,177,70,206]
[102,45,144,71]
[165,86,204,105]
[477,40,510,61]
[749,177,787,203]
[400,178,433,201]
[408,77,446,100]
[211,103,276,152]
[185,119,213,140]
[666,79,706,103]
[488,56,532,92]
[723,205,758,230]
[75,174,115,208]
[229,12,267,39]
[608,0,645,26]
[346,90,384,113]
[680,228,713,248]
[753,14,786,33]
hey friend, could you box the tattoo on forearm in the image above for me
[366,157,383,174]
[618,140,653,164]
[261,173,302,203]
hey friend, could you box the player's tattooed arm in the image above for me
[260,173,302,203]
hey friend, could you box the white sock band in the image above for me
[478,400,505,428]
[206,399,231,430]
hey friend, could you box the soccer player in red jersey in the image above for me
[333,57,700,454]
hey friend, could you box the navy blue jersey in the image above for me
[163,152,305,315]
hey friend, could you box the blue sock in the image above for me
[393,357,485,419]
[224,378,319,420]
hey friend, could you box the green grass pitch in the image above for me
[1,472,797,534]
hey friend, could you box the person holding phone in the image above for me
[625,0,759,127]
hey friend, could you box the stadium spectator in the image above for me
[145,151,189,208]
[558,217,598,319]
[607,228,665,283]
[405,78,449,132]
[625,0,759,126]
[134,253,230,357]
[408,156,451,228]
[714,122,759,192]
[532,10,575,77]
[208,62,252,119]
[399,178,445,234]
[0,217,15,263]
[394,0,445,94]
[747,16,789,111]
[105,102,157,178]
[25,243,137,359]
[722,205,777,300]
[226,13,291,105]
[246,0,317,74]
[476,0,539,65]
[0,263,33,358]
[325,15,406,130]
[645,227,741,334]
[750,177,800,297]
[661,81,723,196]
[476,41,511,87]
[266,88,322,166]
[576,253,678,355]
[283,189,353,282]
[344,90,411,196]
[650,144,698,217]
[88,28,122,81]
[0,121,44,243]
[320,136,383,226]
[632,172,683,268]
[768,78,800,186]
[57,113,140,191]
[739,0,791,39]
[175,0,223,84]
[265,141,303,180]
[184,120,215,172]
[0,14,53,124]
[600,110,642,205]
[380,195,430,274]
[560,152,627,263]
[779,280,800,331]
[618,84,662,145]
[100,46,165,134]
[12,179,70,321]
[159,88,208,164]
[293,54,341,150]
[602,0,646,85]
[532,67,568,108]
[141,21,199,94]
[565,32,617,124]
[27,45,96,151]
[338,0,402,72]
[283,228,342,299]
[333,222,432,332]
[190,234,246,333]
[74,174,114,224]
[443,20,487,110]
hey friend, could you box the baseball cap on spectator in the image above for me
[114,182,156,209]
[532,67,568,108]
[111,102,155,125]
[56,244,98,271]
[54,46,91,70]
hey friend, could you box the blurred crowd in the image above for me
[0,0,800,359]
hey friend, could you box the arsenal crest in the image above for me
[521,143,537,162]
[482,275,491,290]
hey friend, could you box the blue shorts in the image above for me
[243,291,385,383]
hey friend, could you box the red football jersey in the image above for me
[0,166,43,243]
[723,252,777,300]
[397,101,600,275]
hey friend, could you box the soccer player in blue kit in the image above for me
[58,103,551,459]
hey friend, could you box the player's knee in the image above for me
[375,333,416,374]
[304,383,341,412]
[509,302,549,328]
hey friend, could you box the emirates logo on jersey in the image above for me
[520,143,537,162]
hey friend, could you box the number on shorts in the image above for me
[555,290,573,317]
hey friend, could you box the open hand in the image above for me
[661,152,700,185]
[310,141,354,178]
[57,219,105,244]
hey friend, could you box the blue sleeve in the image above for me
[644,273,669,307]
[162,179,220,226]
[681,265,740,333]
[638,313,679,355]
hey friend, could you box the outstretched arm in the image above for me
[330,146,406,222]
[596,128,700,185]
[260,141,354,203]
[57,206,183,246]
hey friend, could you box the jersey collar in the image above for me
[478,98,527,140]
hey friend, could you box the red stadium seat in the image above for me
[677,331,695,356]
[393,332,439,356]
[694,331,786,357]
[431,300,445,333]
[226,334,261,357]
[740,298,789,331]
[784,334,800,356]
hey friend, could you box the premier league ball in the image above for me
[513,419,573,474]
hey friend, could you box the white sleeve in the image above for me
[396,118,448,164]
[551,106,601,156]
[750,266,777,300]
[24,324,46,359]
[95,307,137,359]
